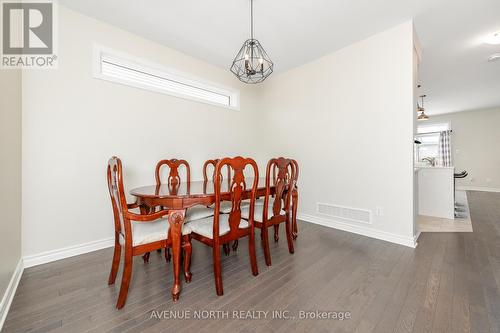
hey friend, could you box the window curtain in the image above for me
[438,130,452,166]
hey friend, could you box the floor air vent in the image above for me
[317,203,372,224]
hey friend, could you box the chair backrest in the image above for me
[155,159,190,187]
[265,157,296,218]
[203,159,232,182]
[272,159,298,184]
[212,156,259,241]
[107,157,131,238]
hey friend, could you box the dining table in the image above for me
[130,177,274,301]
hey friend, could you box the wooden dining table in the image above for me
[130,177,273,301]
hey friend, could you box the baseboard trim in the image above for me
[457,186,500,193]
[0,259,24,331]
[414,231,422,246]
[23,237,114,268]
[299,213,417,248]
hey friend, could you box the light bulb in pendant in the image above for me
[244,53,251,73]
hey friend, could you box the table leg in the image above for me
[140,204,153,263]
[167,209,186,302]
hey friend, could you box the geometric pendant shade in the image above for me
[230,0,273,84]
[230,38,273,84]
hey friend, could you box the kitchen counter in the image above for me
[415,165,455,169]
[417,166,455,219]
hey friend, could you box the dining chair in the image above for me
[155,158,190,189]
[203,159,235,256]
[153,158,215,261]
[185,156,259,296]
[155,159,215,222]
[203,159,239,215]
[241,157,295,266]
[107,157,192,309]
[203,159,231,183]
[290,159,299,240]
[270,159,299,241]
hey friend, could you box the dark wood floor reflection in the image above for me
[4,191,500,332]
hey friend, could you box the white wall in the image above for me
[22,7,418,259]
[260,21,417,246]
[22,7,265,257]
[0,68,22,315]
[430,108,500,191]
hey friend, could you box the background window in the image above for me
[415,122,451,163]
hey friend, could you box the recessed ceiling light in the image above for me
[488,53,500,62]
[483,31,500,45]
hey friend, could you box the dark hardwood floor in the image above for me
[4,191,500,332]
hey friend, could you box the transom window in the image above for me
[93,46,240,110]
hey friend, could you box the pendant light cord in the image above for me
[250,0,254,40]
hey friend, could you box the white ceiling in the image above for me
[59,0,500,115]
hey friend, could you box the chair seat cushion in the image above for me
[241,203,286,221]
[185,206,215,222]
[203,201,250,215]
[219,201,233,214]
[217,201,249,214]
[254,198,265,206]
[119,218,190,246]
[185,214,249,239]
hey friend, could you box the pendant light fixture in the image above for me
[230,0,273,84]
[417,95,429,121]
